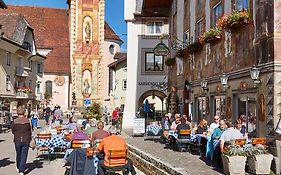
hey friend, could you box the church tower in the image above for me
[68,0,105,107]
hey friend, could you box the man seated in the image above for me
[91,121,109,146]
[220,121,243,152]
[97,126,136,175]
[176,117,191,139]
[85,119,97,137]
[72,125,89,140]
[51,113,63,127]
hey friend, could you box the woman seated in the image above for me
[170,114,181,131]
[210,120,227,161]
[63,117,77,132]
[193,119,208,156]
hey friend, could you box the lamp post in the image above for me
[201,79,208,92]
[250,65,261,86]
[220,74,229,89]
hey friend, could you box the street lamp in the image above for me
[185,80,191,91]
[250,65,261,86]
[220,74,229,89]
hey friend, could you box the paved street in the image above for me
[0,119,144,175]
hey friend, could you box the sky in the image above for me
[4,0,127,51]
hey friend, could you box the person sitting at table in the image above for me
[210,120,227,161]
[194,118,208,135]
[51,113,63,127]
[91,121,109,143]
[72,125,89,140]
[170,114,181,131]
[209,115,220,134]
[97,126,136,175]
[235,119,246,136]
[182,114,192,129]
[63,116,77,132]
[220,121,243,152]
[193,119,208,156]
[85,119,97,136]
[176,117,191,138]
[160,114,171,141]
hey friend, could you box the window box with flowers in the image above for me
[217,10,251,31]
[200,27,222,44]
[16,87,32,94]
[185,40,203,54]
[165,57,176,66]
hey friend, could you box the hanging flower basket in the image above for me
[217,10,251,31]
[16,87,32,93]
[165,57,176,66]
[176,49,185,58]
[185,41,203,54]
[200,27,222,44]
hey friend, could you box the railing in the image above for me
[15,91,33,99]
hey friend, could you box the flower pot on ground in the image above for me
[200,27,222,44]
[244,145,273,174]
[217,10,250,31]
[221,144,247,175]
[165,57,176,66]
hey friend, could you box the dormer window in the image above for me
[22,42,32,52]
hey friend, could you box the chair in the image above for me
[71,140,91,149]
[176,129,191,152]
[36,133,52,162]
[235,138,246,146]
[105,149,128,175]
[251,138,266,146]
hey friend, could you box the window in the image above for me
[6,75,11,91]
[235,0,249,11]
[145,53,164,71]
[146,22,163,35]
[6,52,11,66]
[37,63,42,73]
[45,81,53,98]
[109,44,115,55]
[213,2,223,26]
[28,80,32,88]
[122,79,127,90]
[184,30,190,45]
[28,60,32,70]
[196,18,204,39]
[36,82,41,94]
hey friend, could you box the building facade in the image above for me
[0,14,45,116]
[123,0,170,128]
[167,0,281,172]
[68,0,122,108]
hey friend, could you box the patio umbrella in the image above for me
[143,99,150,119]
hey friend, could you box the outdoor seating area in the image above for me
[142,113,274,174]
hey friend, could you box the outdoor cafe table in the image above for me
[146,124,162,136]
[35,133,70,153]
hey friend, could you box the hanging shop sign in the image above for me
[153,41,170,56]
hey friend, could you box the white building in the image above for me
[123,0,170,128]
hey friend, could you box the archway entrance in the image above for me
[138,90,167,120]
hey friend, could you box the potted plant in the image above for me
[176,49,185,58]
[165,57,176,66]
[200,27,222,44]
[244,144,273,174]
[217,10,250,31]
[185,40,203,54]
[221,143,247,175]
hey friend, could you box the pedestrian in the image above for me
[12,106,32,175]
[44,107,51,125]
[30,108,38,130]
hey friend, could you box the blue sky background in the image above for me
[4,0,127,51]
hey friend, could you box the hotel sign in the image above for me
[153,42,169,56]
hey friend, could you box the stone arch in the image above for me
[138,90,167,113]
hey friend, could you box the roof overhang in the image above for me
[29,53,46,62]
[136,0,172,17]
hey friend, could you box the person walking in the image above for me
[12,106,32,175]
[30,108,38,130]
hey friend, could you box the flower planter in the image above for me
[247,154,273,174]
[186,41,203,54]
[221,155,246,175]
[218,10,251,32]
[165,58,176,66]
[204,35,221,44]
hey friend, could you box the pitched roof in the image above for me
[108,52,127,68]
[0,5,70,75]
[0,13,30,44]
[0,0,7,9]
[104,22,123,43]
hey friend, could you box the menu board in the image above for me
[133,118,145,135]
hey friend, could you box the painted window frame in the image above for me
[213,1,223,27]
[6,75,11,91]
[144,52,164,72]
[235,0,249,11]
[196,18,204,40]
[37,63,42,74]
[6,52,11,66]
[145,21,164,35]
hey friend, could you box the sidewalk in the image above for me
[123,129,223,175]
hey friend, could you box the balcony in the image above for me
[16,66,29,77]
[15,91,33,99]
